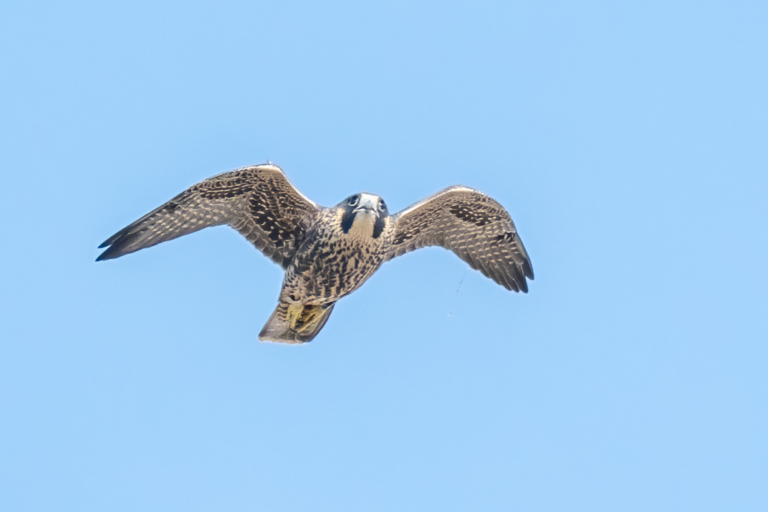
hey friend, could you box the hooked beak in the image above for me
[353,196,380,217]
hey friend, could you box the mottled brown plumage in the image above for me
[97,165,317,267]
[97,164,534,343]
[385,186,533,292]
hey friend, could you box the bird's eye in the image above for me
[378,200,386,211]
[348,195,359,207]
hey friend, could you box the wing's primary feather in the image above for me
[97,164,320,268]
[385,186,534,292]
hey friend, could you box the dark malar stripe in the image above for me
[373,217,385,238]
[341,210,355,234]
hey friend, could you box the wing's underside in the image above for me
[97,164,320,268]
[385,186,533,292]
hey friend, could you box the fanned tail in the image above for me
[258,302,336,344]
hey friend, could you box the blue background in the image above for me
[1,1,766,510]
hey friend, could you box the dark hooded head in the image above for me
[338,192,389,238]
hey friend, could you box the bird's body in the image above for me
[97,164,533,343]
[283,197,389,304]
[264,194,392,342]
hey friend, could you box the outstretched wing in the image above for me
[384,186,534,292]
[97,164,320,268]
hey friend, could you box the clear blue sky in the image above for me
[1,1,766,510]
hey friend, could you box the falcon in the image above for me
[97,164,534,343]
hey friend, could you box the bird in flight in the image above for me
[97,164,534,343]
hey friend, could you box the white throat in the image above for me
[348,210,376,239]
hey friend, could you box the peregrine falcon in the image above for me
[97,164,534,343]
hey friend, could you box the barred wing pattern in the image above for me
[385,186,534,292]
[97,164,320,268]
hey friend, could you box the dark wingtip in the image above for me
[514,271,528,293]
[96,241,110,261]
[523,261,534,280]
[95,236,131,261]
[95,229,142,262]
[95,247,115,262]
[96,235,118,261]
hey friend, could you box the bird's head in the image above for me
[338,192,389,238]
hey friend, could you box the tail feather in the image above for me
[259,302,335,344]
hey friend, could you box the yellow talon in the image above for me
[287,303,326,334]
[286,303,304,330]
